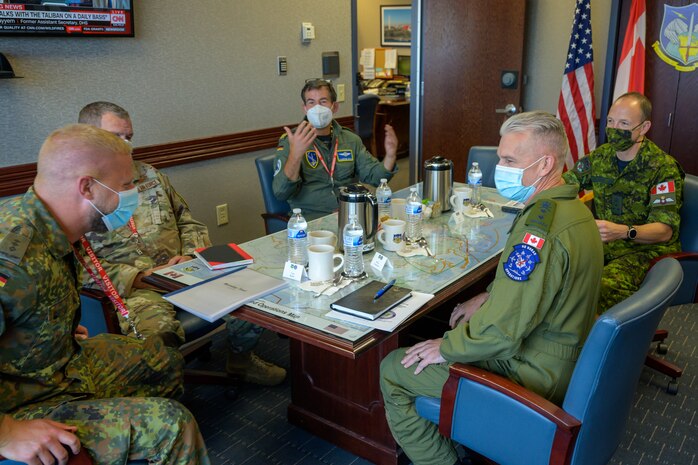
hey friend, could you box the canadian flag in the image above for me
[651,181,675,195]
[523,233,545,249]
[612,0,646,100]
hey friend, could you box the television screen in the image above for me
[397,55,411,78]
[0,1,134,37]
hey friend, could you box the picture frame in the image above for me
[380,5,412,47]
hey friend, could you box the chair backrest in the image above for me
[679,173,698,252]
[562,257,683,465]
[467,146,498,188]
[355,93,381,140]
[255,154,290,216]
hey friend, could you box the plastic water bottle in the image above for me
[405,187,423,242]
[287,208,308,266]
[468,162,483,205]
[342,214,365,277]
[376,178,392,222]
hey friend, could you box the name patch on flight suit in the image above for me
[504,243,540,281]
[650,180,676,206]
[337,150,354,162]
[305,150,319,168]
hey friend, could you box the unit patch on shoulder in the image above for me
[503,243,540,281]
[650,180,676,206]
[337,150,354,162]
[305,151,319,168]
[0,232,31,266]
[575,157,591,175]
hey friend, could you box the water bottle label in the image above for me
[380,197,392,205]
[288,229,307,239]
[468,174,483,186]
[344,235,363,247]
[406,203,422,215]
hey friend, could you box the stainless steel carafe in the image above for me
[338,183,378,252]
[423,156,454,214]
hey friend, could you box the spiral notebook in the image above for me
[329,280,412,320]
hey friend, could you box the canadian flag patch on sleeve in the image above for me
[523,232,545,249]
[650,180,676,206]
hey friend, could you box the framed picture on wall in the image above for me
[380,5,411,47]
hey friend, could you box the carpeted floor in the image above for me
[181,302,697,465]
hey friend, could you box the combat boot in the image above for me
[226,351,286,386]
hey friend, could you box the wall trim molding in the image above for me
[0,116,355,198]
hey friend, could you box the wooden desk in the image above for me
[151,187,514,464]
[373,98,410,160]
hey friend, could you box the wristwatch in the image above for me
[627,226,637,240]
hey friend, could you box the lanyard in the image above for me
[127,217,139,237]
[313,138,339,184]
[74,236,143,339]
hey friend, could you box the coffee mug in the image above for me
[308,230,337,247]
[307,244,344,282]
[391,198,407,221]
[377,219,406,252]
[450,187,472,213]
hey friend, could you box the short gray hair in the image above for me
[78,101,130,127]
[500,111,568,169]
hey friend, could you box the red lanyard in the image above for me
[74,236,143,339]
[127,217,139,237]
[313,138,339,181]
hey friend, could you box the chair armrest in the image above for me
[440,363,581,465]
[261,212,290,223]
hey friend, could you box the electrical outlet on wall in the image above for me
[216,204,229,226]
[336,84,345,102]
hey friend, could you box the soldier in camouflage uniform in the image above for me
[380,112,603,465]
[0,124,209,464]
[563,93,685,312]
[77,102,285,386]
[272,79,398,219]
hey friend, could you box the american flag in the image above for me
[556,0,597,171]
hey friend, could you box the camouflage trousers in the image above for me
[120,288,263,353]
[379,348,456,465]
[599,251,656,313]
[11,334,210,464]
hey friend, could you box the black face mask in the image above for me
[605,121,645,152]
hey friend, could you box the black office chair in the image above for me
[467,146,498,188]
[255,154,290,235]
[356,93,381,149]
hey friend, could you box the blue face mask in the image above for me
[88,178,139,231]
[494,156,545,203]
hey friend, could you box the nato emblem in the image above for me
[503,243,541,281]
[652,4,698,72]
[305,150,319,168]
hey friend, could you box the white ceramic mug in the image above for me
[377,219,406,252]
[308,230,337,247]
[307,244,344,282]
[450,187,472,213]
[391,198,407,221]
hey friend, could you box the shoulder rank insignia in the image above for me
[337,150,354,162]
[503,243,541,281]
[0,231,31,266]
[305,150,319,168]
[650,180,676,206]
[522,232,545,249]
[525,199,556,234]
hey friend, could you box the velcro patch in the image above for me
[137,178,159,192]
[523,232,545,249]
[650,180,676,206]
[337,150,354,162]
[0,232,31,266]
[305,151,319,168]
[503,243,541,281]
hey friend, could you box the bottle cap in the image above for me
[292,208,301,214]
[380,178,387,183]
[472,162,479,167]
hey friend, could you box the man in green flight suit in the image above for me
[77,101,285,385]
[272,79,399,219]
[563,92,685,312]
[0,124,209,464]
[380,111,603,465]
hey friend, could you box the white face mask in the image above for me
[306,104,333,129]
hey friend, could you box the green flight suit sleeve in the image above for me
[440,235,567,363]
[272,134,302,201]
[355,141,397,186]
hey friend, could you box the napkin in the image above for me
[300,277,352,297]
[463,204,494,218]
[396,243,428,257]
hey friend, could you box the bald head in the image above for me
[36,124,132,190]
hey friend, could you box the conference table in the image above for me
[220,185,515,465]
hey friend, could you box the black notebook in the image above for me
[193,243,254,270]
[330,280,412,320]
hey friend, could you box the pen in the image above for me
[373,279,396,303]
